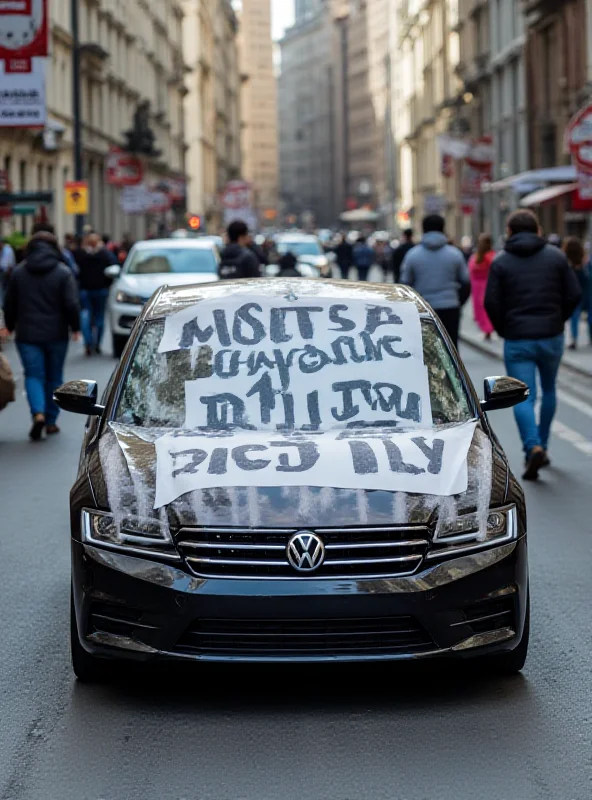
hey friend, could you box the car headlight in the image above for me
[427,505,517,560]
[115,291,147,305]
[81,509,179,560]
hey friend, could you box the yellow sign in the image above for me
[64,181,89,215]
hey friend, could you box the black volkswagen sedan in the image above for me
[58,279,530,681]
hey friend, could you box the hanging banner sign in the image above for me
[0,0,48,60]
[0,58,46,127]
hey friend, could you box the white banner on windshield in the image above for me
[159,296,432,432]
[153,423,477,509]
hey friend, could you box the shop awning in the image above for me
[485,166,577,192]
[520,183,578,207]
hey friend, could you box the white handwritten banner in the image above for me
[153,423,477,509]
[159,296,432,432]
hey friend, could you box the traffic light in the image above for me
[188,214,202,231]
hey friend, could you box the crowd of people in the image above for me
[0,223,135,440]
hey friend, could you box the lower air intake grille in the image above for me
[173,616,434,658]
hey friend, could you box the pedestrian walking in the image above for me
[391,229,415,283]
[352,236,375,282]
[1,224,80,440]
[74,232,114,356]
[485,210,581,480]
[218,220,261,280]
[276,252,302,278]
[468,233,496,340]
[332,234,353,279]
[400,214,470,347]
[563,237,591,349]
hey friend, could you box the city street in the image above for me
[1,330,591,800]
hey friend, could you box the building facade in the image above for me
[522,0,588,235]
[184,0,242,232]
[238,0,279,223]
[0,0,186,242]
[278,5,337,226]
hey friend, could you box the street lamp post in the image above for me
[71,0,84,239]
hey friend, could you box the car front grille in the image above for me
[173,616,434,658]
[175,525,430,580]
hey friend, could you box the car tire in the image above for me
[112,333,128,360]
[71,592,106,683]
[479,593,530,676]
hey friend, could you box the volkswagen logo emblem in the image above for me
[286,531,326,573]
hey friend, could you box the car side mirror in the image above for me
[54,380,105,416]
[481,376,529,412]
[105,264,121,279]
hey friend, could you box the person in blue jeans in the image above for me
[73,232,114,356]
[485,210,581,480]
[352,236,375,282]
[1,224,81,440]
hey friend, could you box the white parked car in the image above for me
[107,238,219,358]
[273,233,333,277]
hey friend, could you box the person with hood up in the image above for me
[1,223,80,440]
[485,210,581,481]
[400,214,470,347]
[218,220,261,280]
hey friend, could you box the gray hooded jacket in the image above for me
[400,232,470,310]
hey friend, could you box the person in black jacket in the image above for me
[485,210,581,480]
[218,221,261,280]
[391,228,415,283]
[332,234,353,279]
[1,225,81,440]
[73,232,115,356]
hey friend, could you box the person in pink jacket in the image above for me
[469,233,496,340]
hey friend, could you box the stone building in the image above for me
[183,0,242,231]
[238,0,279,223]
[0,0,187,241]
[522,0,589,236]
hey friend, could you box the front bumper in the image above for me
[71,537,528,664]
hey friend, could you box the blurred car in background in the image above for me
[107,238,220,358]
[272,233,333,277]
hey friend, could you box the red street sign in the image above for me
[221,180,252,210]
[106,147,143,187]
[0,0,49,60]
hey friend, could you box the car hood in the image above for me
[88,422,508,530]
[115,272,218,300]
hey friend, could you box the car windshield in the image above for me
[276,240,322,257]
[126,248,217,275]
[115,318,473,429]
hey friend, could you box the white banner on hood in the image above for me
[159,295,432,432]
[153,422,478,509]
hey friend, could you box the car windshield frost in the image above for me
[126,248,217,275]
[276,241,322,257]
[116,319,473,429]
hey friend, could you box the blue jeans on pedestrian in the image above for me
[80,288,109,349]
[504,335,564,456]
[16,340,69,425]
[569,303,592,344]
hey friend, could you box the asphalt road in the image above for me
[1,328,591,800]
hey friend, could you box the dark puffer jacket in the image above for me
[3,233,80,343]
[485,233,581,340]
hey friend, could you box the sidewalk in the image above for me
[459,310,592,379]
